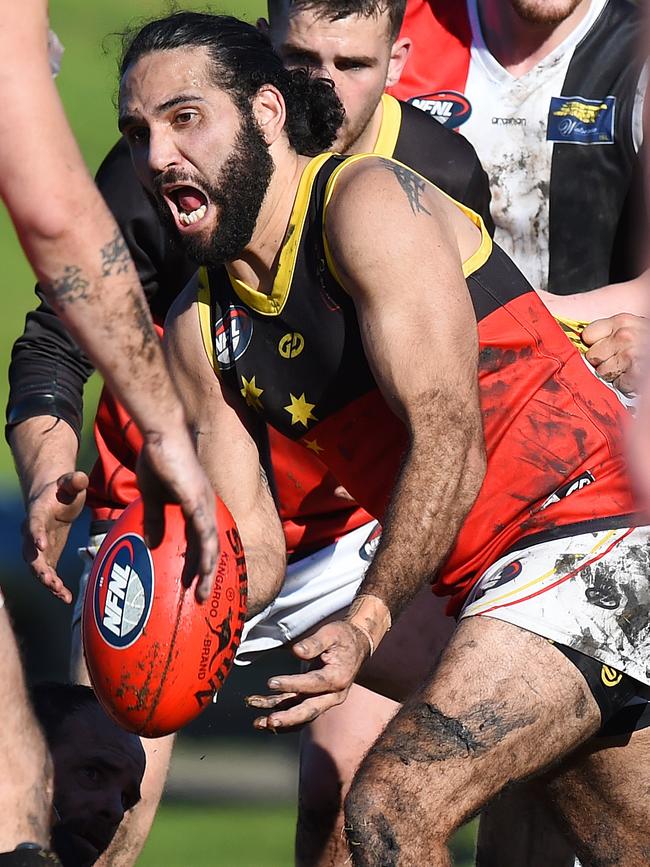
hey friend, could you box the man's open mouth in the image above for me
[162,183,211,231]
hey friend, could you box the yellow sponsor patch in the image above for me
[552,101,609,125]
[601,664,623,688]
[278,332,305,359]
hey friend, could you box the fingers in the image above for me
[55,470,89,505]
[585,336,619,368]
[581,318,615,347]
[252,692,347,730]
[23,542,72,604]
[246,691,297,710]
[254,666,353,699]
[185,497,218,602]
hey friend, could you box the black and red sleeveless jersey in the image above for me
[86,95,492,553]
[199,153,637,613]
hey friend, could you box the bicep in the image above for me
[326,168,480,430]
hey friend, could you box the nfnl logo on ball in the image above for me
[93,534,154,649]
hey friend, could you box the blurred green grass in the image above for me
[139,803,476,866]
[0,0,266,487]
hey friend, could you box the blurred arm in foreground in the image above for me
[0,0,217,598]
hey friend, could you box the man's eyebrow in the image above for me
[280,42,321,61]
[155,94,206,113]
[118,94,206,131]
[281,43,376,66]
[87,756,124,773]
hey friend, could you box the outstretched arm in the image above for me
[250,158,486,728]
[164,278,286,614]
[0,0,217,590]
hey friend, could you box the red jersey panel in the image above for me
[387,0,471,101]
[293,290,635,614]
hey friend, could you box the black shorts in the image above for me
[554,641,650,738]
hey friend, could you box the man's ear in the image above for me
[257,18,270,35]
[252,85,286,147]
[386,37,411,88]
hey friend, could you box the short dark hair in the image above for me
[120,12,345,157]
[31,682,99,747]
[268,0,406,42]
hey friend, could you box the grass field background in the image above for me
[139,805,477,866]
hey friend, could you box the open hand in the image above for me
[22,470,89,603]
[246,620,371,730]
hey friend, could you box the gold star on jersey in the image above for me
[284,393,317,428]
[240,375,264,412]
[304,438,324,455]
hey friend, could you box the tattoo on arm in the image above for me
[100,228,131,278]
[380,159,431,217]
[46,265,90,309]
[129,288,158,355]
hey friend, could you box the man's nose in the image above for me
[147,127,181,174]
[98,791,126,828]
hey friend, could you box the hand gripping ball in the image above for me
[83,497,247,737]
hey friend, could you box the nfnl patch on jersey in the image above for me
[547,95,616,145]
[408,91,472,129]
[214,306,253,369]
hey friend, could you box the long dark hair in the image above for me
[120,12,345,156]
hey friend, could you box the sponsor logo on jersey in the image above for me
[214,307,253,369]
[547,95,616,145]
[492,117,527,126]
[93,534,154,649]
[538,471,595,512]
[359,522,382,562]
[278,332,305,359]
[408,91,472,129]
[464,559,522,605]
[601,665,623,687]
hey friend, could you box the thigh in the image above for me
[297,684,399,867]
[545,724,650,867]
[348,616,601,855]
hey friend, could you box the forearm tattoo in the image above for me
[100,228,131,278]
[380,159,431,217]
[46,265,90,309]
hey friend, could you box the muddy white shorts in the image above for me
[461,525,650,686]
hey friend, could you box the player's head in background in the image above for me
[263,1,409,152]
[32,683,145,867]
[118,12,344,267]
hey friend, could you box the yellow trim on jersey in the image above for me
[320,154,493,286]
[196,268,219,374]
[555,316,590,355]
[373,94,402,158]
[228,152,332,317]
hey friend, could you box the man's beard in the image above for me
[153,109,274,267]
[509,0,585,26]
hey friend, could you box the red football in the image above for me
[82,497,247,737]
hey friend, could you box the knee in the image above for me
[344,772,400,866]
